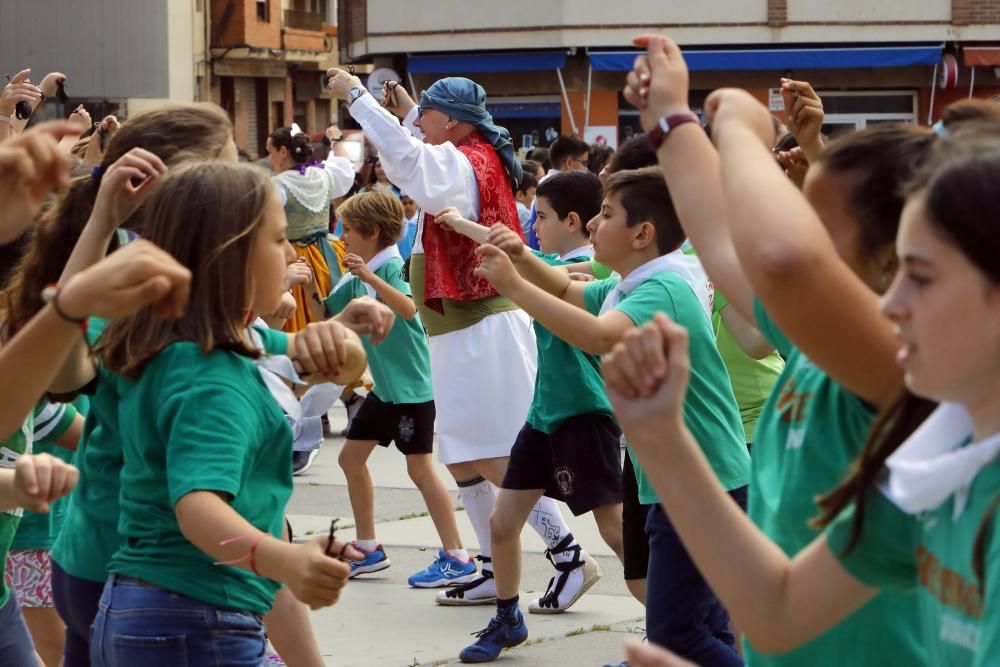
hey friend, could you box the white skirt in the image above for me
[428,309,537,464]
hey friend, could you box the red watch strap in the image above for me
[647,112,700,150]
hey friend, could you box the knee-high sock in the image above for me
[457,476,498,566]
[527,496,579,564]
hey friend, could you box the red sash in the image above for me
[421,131,522,314]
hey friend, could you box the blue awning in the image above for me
[486,102,562,119]
[408,51,567,74]
[589,46,942,72]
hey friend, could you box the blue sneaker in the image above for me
[348,543,391,578]
[459,613,528,663]
[408,549,477,588]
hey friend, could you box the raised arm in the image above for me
[474,244,633,355]
[603,315,876,654]
[624,36,755,319]
[328,70,477,220]
[706,88,901,407]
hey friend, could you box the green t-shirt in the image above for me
[323,257,433,404]
[0,413,32,608]
[408,253,519,337]
[828,473,1000,666]
[53,321,289,585]
[526,252,613,433]
[583,272,750,503]
[11,400,81,551]
[712,291,784,444]
[745,299,924,666]
[109,341,293,614]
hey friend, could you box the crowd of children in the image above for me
[0,32,998,667]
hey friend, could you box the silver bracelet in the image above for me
[0,115,10,123]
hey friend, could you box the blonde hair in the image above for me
[338,191,404,248]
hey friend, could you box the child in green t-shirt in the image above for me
[5,399,83,666]
[602,118,1000,667]
[89,161,372,662]
[321,191,475,589]
[452,166,749,664]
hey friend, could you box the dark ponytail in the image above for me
[812,392,937,553]
[269,127,314,165]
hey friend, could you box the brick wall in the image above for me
[768,0,788,26]
[211,0,281,48]
[952,0,1000,24]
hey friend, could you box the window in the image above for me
[256,0,269,21]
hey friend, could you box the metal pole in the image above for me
[556,68,578,136]
[927,62,939,125]
[584,64,593,137]
[969,66,976,99]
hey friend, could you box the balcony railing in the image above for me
[284,9,324,31]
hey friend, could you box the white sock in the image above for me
[457,476,498,562]
[447,548,470,562]
[527,496,579,564]
[355,539,378,552]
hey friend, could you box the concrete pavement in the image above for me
[285,401,645,666]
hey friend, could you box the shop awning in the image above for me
[963,47,1000,67]
[588,46,942,72]
[407,51,567,74]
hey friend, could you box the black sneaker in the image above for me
[292,449,319,476]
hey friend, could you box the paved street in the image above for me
[287,401,645,666]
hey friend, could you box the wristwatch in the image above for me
[0,115,9,123]
[347,86,368,107]
[647,112,701,150]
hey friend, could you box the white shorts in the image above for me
[428,309,537,465]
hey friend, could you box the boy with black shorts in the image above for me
[323,192,476,588]
[453,171,624,663]
[466,167,750,665]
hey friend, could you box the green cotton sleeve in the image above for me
[973,506,1000,666]
[250,325,289,356]
[752,297,793,358]
[582,278,618,316]
[160,381,259,506]
[613,278,678,328]
[713,290,729,316]
[32,401,76,442]
[590,260,614,280]
[826,488,919,592]
[384,261,413,297]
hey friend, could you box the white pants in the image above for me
[428,309,537,465]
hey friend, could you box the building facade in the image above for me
[0,0,210,123]
[338,0,1000,149]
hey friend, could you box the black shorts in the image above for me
[501,413,623,516]
[622,452,652,581]
[345,393,435,455]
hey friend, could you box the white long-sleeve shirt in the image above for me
[275,154,355,207]
[349,94,481,228]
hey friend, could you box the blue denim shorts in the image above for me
[90,575,266,667]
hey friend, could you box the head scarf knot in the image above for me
[420,77,522,189]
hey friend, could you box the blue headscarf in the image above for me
[420,77,522,189]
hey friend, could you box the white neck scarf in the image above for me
[599,250,713,321]
[247,322,306,421]
[331,245,403,299]
[560,244,594,261]
[883,402,1000,519]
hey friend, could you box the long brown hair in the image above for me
[96,162,275,379]
[815,121,1000,585]
[2,103,233,345]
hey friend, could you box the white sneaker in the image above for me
[434,556,496,606]
[529,542,602,614]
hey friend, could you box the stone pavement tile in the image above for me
[306,573,644,667]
